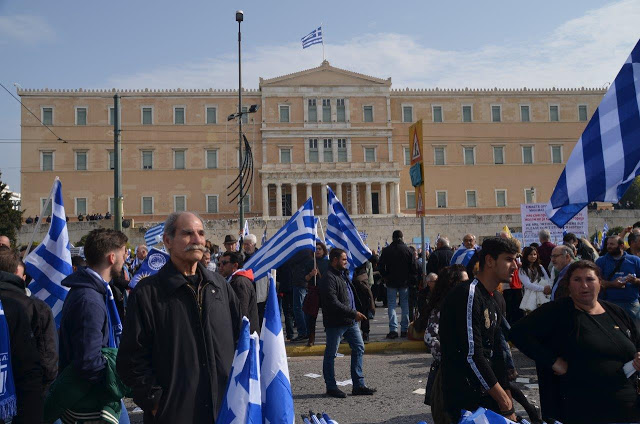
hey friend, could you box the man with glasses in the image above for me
[549,245,575,300]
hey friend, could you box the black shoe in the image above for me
[352,386,377,396]
[400,331,408,337]
[291,335,309,342]
[385,331,398,339]
[362,332,369,343]
[326,388,347,398]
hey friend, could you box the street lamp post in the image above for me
[236,10,244,235]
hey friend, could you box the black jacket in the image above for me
[0,271,57,392]
[426,246,454,275]
[117,260,242,424]
[319,267,361,328]
[228,271,260,334]
[378,240,416,288]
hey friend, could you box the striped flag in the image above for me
[243,198,315,282]
[25,179,73,326]
[547,39,640,227]
[601,222,610,251]
[144,223,165,247]
[325,186,372,270]
[459,407,518,423]
[261,227,268,247]
[301,26,323,49]
[450,246,477,267]
[243,220,250,237]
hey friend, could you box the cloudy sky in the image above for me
[1,0,639,191]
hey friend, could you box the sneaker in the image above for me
[352,386,377,396]
[326,388,347,398]
[385,331,398,339]
[291,335,309,342]
[400,330,408,337]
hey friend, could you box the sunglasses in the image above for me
[219,260,231,265]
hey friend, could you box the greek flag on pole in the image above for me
[218,317,262,424]
[25,179,73,326]
[243,220,250,237]
[301,26,323,49]
[546,39,640,227]
[326,186,372,270]
[450,246,476,267]
[260,274,294,424]
[261,228,268,247]
[144,223,164,247]
[243,198,316,282]
[601,222,610,251]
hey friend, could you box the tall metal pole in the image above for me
[237,11,244,235]
[113,94,123,232]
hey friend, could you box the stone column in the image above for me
[380,182,388,215]
[321,183,328,216]
[276,183,283,217]
[262,184,269,218]
[388,182,396,215]
[336,182,343,201]
[290,183,298,212]
[306,183,313,202]
[351,182,358,215]
[394,182,401,214]
[365,182,373,215]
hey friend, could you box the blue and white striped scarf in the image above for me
[85,268,122,348]
[0,299,17,421]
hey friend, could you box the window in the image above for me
[525,188,535,204]
[75,198,87,216]
[493,146,504,165]
[520,105,530,122]
[174,150,186,169]
[491,105,501,122]
[206,149,218,169]
[337,139,347,162]
[42,107,53,125]
[41,151,53,171]
[174,107,185,124]
[323,139,333,162]
[551,145,563,164]
[463,147,475,165]
[522,146,534,164]
[109,107,116,126]
[364,147,376,163]
[496,190,507,207]
[404,147,411,165]
[462,105,472,122]
[578,105,588,122]
[549,105,559,122]
[174,195,186,212]
[241,106,248,124]
[436,191,447,208]
[40,198,52,216]
[142,150,153,169]
[434,147,445,165]
[75,107,87,126]
[280,148,291,164]
[432,105,443,123]
[109,197,115,214]
[336,99,345,122]
[206,195,219,213]
[108,150,114,170]
[466,190,477,208]
[308,139,319,163]
[406,192,416,209]
[142,107,153,125]
[308,99,317,122]
[363,106,373,122]
[402,106,413,123]
[322,99,331,122]
[242,195,251,213]
[75,151,87,171]
[279,105,290,123]
[206,107,217,124]
[142,197,153,214]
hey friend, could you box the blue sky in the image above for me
[1,0,639,192]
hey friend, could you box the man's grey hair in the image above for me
[426,272,438,282]
[557,244,576,259]
[438,237,450,247]
[539,229,551,242]
[244,234,257,245]
[163,212,205,239]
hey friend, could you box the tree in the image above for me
[619,176,640,208]
[0,173,23,246]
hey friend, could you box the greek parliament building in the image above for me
[18,61,605,223]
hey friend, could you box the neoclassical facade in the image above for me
[18,61,605,222]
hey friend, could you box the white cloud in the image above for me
[0,15,55,44]
[108,0,640,90]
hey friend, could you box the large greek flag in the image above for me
[459,407,519,423]
[25,179,73,326]
[325,186,372,269]
[144,223,164,247]
[301,26,323,49]
[450,246,477,267]
[243,198,315,281]
[547,39,640,227]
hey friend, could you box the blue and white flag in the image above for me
[546,39,640,227]
[325,186,372,270]
[243,198,315,282]
[459,407,518,424]
[301,26,323,49]
[144,223,165,247]
[25,178,73,327]
[129,248,169,289]
[261,227,268,247]
[450,246,476,267]
[218,317,262,424]
[601,222,610,251]
[243,220,250,238]
[260,274,294,424]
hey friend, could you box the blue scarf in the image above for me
[104,283,122,348]
[0,299,17,421]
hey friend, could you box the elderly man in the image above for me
[242,234,269,323]
[549,245,575,300]
[537,229,556,271]
[132,244,148,273]
[426,236,453,275]
[222,235,238,253]
[0,235,10,248]
[117,212,242,423]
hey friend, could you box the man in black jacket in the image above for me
[117,212,242,423]
[426,236,453,275]
[319,248,376,399]
[219,251,260,334]
[378,230,416,339]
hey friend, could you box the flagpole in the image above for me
[321,22,325,61]
[23,177,58,260]
[318,218,326,243]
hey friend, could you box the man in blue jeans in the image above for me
[319,248,376,398]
